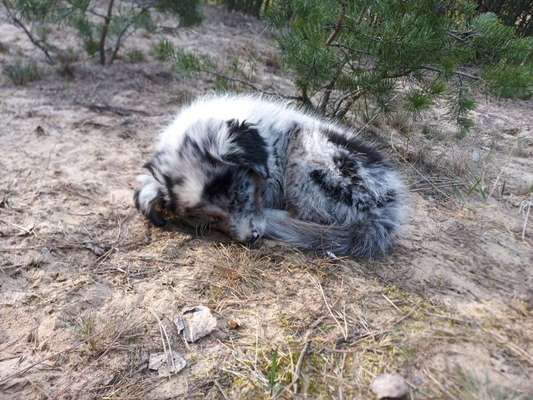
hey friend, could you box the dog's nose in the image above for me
[250,230,260,244]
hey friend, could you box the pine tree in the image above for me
[268,0,533,132]
[1,0,203,66]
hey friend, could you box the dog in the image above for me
[134,94,408,258]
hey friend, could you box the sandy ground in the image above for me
[1,5,532,400]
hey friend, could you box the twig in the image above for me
[0,219,35,236]
[149,308,177,375]
[214,380,230,400]
[422,65,480,80]
[487,140,518,201]
[292,316,325,393]
[424,368,459,400]
[332,90,363,118]
[382,293,402,313]
[307,272,347,339]
[202,69,303,102]
[519,199,532,240]
[319,79,337,114]
[125,256,186,265]
[109,23,133,64]
[80,103,150,116]
[87,8,106,19]
[331,302,421,352]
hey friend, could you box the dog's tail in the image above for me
[263,209,401,258]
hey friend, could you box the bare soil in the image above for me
[0,6,532,400]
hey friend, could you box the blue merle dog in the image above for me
[134,94,408,258]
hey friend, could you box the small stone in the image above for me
[227,319,241,330]
[34,126,46,136]
[148,351,186,377]
[37,315,60,341]
[371,373,409,399]
[175,305,217,343]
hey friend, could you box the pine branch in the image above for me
[446,31,467,42]
[332,89,364,118]
[109,26,131,64]
[325,0,347,46]
[109,2,157,64]
[422,65,480,80]
[87,8,106,19]
[1,0,56,65]
[202,69,304,102]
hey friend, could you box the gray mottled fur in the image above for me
[134,94,408,258]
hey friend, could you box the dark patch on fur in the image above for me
[354,198,371,212]
[202,129,223,167]
[142,153,185,213]
[203,170,234,201]
[162,174,179,211]
[229,171,252,212]
[333,153,361,182]
[147,189,167,226]
[376,190,396,208]
[143,161,161,183]
[133,189,140,211]
[179,133,220,168]
[226,119,269,178]
[310,169,353,206]
[323,129,384,165]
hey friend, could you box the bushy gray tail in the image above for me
[263,209,399,259]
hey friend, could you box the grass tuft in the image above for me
[126,49,146,63]
[3,60,41,85]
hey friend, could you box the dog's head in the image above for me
[134,118,268,243]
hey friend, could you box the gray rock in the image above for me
[175,305,217,343]
[148,351,186,377]
[371,373,409,399]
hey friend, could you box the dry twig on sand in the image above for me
[148,308,177,375]
[519,199,532,240]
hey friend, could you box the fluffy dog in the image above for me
[134,94,408,258]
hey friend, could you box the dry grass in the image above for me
[204,244,272,307]
[90,349,157,400]
[212,264,533,399]
[73,311,146,359]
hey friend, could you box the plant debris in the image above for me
[148,351,186,377]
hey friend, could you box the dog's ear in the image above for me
[134,187,167,226]
[134,173,167,227]
[224,119,269,179]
